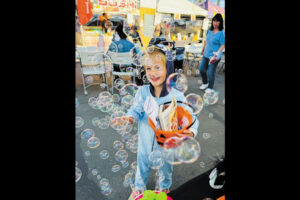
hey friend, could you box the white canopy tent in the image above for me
[156,0,208,16]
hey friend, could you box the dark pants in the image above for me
[168,167,225,200]
[199,57,220,89]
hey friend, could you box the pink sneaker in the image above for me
[129,189,141,200]
[159,188,170,194]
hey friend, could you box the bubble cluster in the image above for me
[99,150,109,159]
[110,111,128,131]
[81,129,95,141]
[166,73,188,93]
[97,93,113,112]
[99,178,112,196]
[121,95,134,108]
[87,136,101,148]
[76,116,84,128]
[88,97,98,109]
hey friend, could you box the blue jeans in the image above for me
[199,57,220,89]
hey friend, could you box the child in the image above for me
[118,44,199,199]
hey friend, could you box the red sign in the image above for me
[77,0,93,25]
[98,0,136,9]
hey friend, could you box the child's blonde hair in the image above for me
[143,47,166,66]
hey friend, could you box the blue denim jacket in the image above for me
[108,37,134,53]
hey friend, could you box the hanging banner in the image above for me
[98,0,137,9]
[77,0,93,25]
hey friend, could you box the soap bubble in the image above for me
[178,69,183,74]
[176,136,201,163]
[107,42,118,55]
[98,117,110,129]
[208,113,214,118]
[92,117,101,127]
[119,122,133,135]
[99,182,112,196]
[88,97,98,109]
[187,70,192,76]
[129,142,138,153]
[203,90,219,105]
[195,69,200,75]
[112,94,120,103]
[112,164,121,172]
[118,44,123,49]
[113,140,124,150]
[161,137,183,165]
[202,132,211,140]
[130,46,144,66]
[110,111,128,131]
[76,167,82,182]
[122,161,129,168]
[76,116,84,128]
[87,136,101,149]
[97,95,113,112]
[81,129,95,141]
[131,161,137,171]
[121,95,134,108]
[97,175,101,180]
[119,83,139,96]
[115,149,128,163]
[122,132,132,143]
[92,169,98,175]
[185,93,204,115]
[99,150,109,159]
[105,20,113,29]
[166,50,175,61]
[142,74,150,84]
[100,83,106,89]
[114,78,125,90]
[86,76,94,84]
[166,73,188,93]
[98,91,112,98]
[84,150,91,157]
[148,150,164,169]
[123,172,135,188]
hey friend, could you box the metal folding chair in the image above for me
[77,46,110,95]
[106,51,135,94]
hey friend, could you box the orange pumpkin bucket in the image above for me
[148,105,194,148]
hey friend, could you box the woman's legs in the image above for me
[199,57,209,84]
[207,60,220,89]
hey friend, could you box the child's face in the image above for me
[144,53,167,88]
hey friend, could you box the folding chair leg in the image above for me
[81,72,88,95]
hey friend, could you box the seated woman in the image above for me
[108,22,135,82]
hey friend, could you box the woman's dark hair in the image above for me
[210,13,224,31]
[115,22,127,39]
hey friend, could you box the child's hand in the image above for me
[111,116,134,127]
[174,129,194,138]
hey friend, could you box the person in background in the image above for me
[199,13,225,93]
[99,13,109,33]
[108,22,135,81]
[129,26,143,48]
